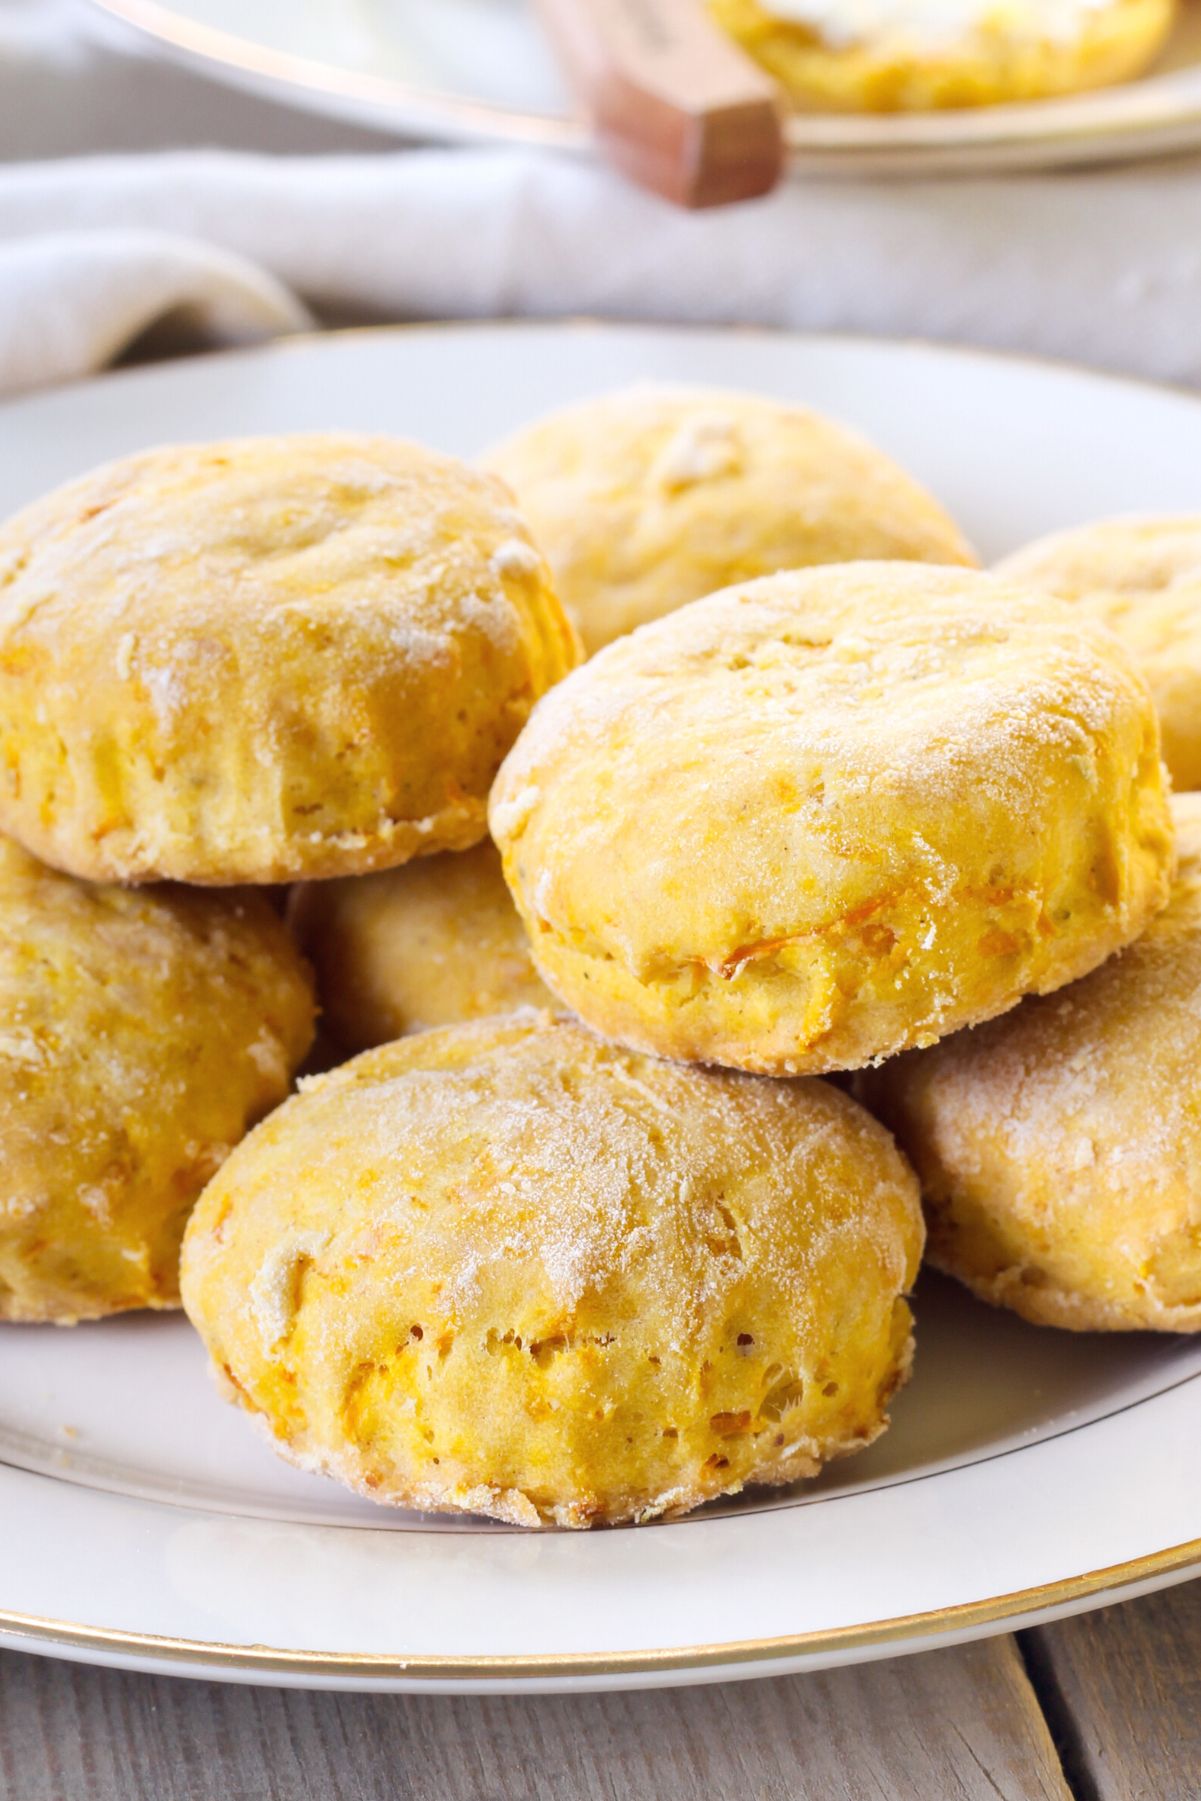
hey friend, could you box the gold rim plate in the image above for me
[88,0,1201,176]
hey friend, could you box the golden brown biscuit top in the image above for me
[999,515,1201,663]
[0,433,558,669]
[492,562,1167,968]
[0,434,579,884]
[874,794,1201,1194]
[195,1013,919,1343]
[182,1010,922,1524]
[484,385,975,651]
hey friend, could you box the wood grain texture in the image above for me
[0,1633,1067,1801]
[1023,1581,1201,1801]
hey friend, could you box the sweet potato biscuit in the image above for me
[999,515,1201,792]
[484,386,975,653]
[708,0,1176,112]
[289,841,552,1052]
[491,563,1172,1076]
[0,839,314,1323]
[181,1013,923,1528]
[860,794,1201,1332]
[0,435,579,884]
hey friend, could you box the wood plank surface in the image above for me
[1022,1581,1201,1801]
[0,1631,1068,1801]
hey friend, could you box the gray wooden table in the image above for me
[2,1578,1198,1799]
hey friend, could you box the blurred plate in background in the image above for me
[91,0,1201,175]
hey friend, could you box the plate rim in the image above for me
[8,312,1201,416]
[2,1534,1199,1680]
[4,320,1201,1686]
[87,0,1201,170]
[89,0,590,150]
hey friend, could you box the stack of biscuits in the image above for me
[0,386,1196,1530]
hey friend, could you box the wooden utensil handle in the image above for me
[534,0,785,208]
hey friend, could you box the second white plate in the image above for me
[91,0,1201,175]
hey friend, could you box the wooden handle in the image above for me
[533,0,785,209]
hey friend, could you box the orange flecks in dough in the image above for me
[0,839,314,1323]
[0,435,579,884]
[861,795,1201,1334]
[491,562,1172,1077]
[181,1014,923,1528]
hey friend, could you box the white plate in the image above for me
[90,0,1201,176]
[2,323,1201,1693]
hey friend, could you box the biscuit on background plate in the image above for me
[708,0,1177,112]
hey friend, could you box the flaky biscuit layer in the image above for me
[0,839,314,1322]
[491,563,1173,1076]
[0,435,579,883]
[861,794,1201,1333]
[484,385,974,654]
[182,1014,922,1527]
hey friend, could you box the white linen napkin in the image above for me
[3,0,1201,395]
